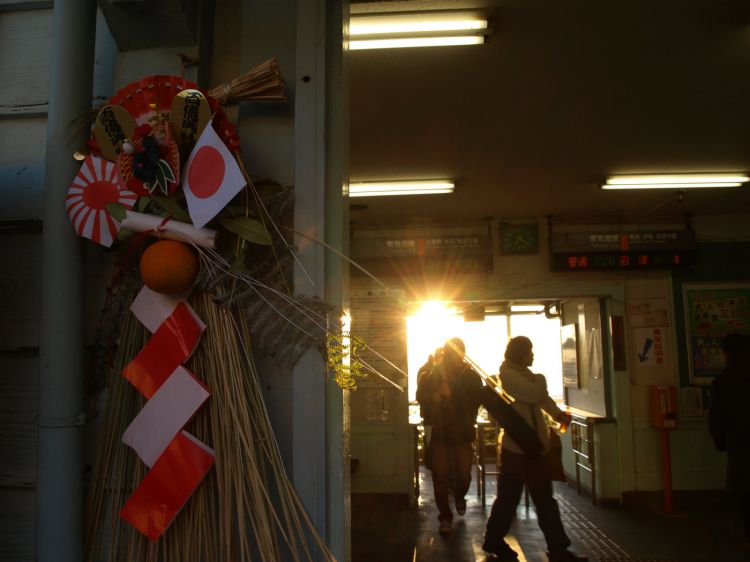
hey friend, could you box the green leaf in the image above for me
[153,167,167,195]
[152,195,191,223]
[137,196,151,213]
[158,159,176,183]
[148,160,176,197]
[117,227,134,241]
[253,179,288,201]
[219,217,271,245]
[106,202,127,222]
[219,205,260,219]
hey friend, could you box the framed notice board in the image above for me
[683,283,750,384]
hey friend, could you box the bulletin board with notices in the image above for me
[682,284,750,384]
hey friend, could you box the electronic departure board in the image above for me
[552,250,695,271]
[550,230,696,272]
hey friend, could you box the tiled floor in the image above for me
[352,466,748,562]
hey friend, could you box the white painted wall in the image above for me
[625,277,727,492]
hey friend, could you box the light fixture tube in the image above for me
[350,36,484,50]
[349,180,454,197]
[350,18,488,36]
[349,12,489,50]
[602,174,748,190]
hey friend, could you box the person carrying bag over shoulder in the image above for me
[416,338,483,536]
[482,336,587,562]
[544,424,566,483]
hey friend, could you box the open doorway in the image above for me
[352,296,568,562]
[406,300,564,402]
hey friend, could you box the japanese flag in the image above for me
[182,121,246,228]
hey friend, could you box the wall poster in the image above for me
[683,283,750,384]
[627,297,669,328]
[632,327,667,367]
[680,386,704,418]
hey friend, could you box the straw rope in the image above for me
[84,290,336,561]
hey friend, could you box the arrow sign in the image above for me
[638,337,654,362]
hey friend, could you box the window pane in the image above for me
[510,314,563,400]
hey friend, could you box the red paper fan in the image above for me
[67,155,137,247]
[107,76,241,152]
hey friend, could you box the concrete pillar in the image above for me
[36,2,97,561]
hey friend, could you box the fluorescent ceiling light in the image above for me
[350,36,484,50]
[350,18,488,36]
[349,12,489,51]
[602,174,748,190]
[349,180,454,197]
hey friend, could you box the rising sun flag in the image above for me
[66,154,137,247]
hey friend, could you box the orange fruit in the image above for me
[139,240,199,294]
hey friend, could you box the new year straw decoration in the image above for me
[188,238,408,388]
[208,58,287,105]
[84,289,336,561]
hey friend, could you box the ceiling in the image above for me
[347,0,750,228]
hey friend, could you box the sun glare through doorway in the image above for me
[405,301,564,403]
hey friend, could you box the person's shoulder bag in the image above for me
[544,428,566,482]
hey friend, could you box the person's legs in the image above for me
[429,438,453,529]
[740,492,750,539]
[738,491,750,557]
[452,442,474,515]
[423,425,432,470]
[524,458,572,559]
[483,450,525,557]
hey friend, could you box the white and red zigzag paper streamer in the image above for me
[119,286,214,541]
[122,366,209,468]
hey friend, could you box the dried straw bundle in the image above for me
[208,58,287,105]
[85,291,334,561]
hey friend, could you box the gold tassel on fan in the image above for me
[208,58,288,105]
